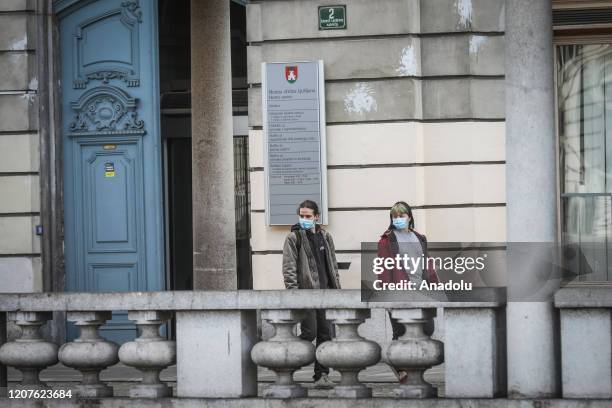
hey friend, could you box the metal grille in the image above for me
[234,135,250,240]
[554,9,612,27]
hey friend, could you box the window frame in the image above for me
[554,35,612,284]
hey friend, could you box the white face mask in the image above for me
[392,217,409,229]
[299,218,315,229]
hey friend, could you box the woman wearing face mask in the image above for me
[377,201,439,383]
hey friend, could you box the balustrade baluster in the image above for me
[251,309,315,398]
[316,309,381,398]
[58,311,118,397]
[386,308,443,398]
[118,311,175,398]
[0,312,58,389]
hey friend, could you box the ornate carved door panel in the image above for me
[56,0,164,342]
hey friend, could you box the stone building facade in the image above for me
[247,0,506,289]
[0,0,513,294]
[0,0,611,402]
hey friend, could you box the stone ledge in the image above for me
[0,289,506,312]
[0,398,610,408]
[554,287,612,308]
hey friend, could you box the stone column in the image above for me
[0,312,6,397]
[505,0,560,398]
[190,0,237,290]
[185,2,257,397]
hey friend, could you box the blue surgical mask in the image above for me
[299,218,315,230]
[392,217,408,230]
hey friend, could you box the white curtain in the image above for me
[558,44,612,281]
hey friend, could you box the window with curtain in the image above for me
[558,43,612,281]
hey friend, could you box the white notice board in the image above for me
[262,61,328,225]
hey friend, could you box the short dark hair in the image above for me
[297,200,319,216]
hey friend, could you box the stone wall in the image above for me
[0,0,41,292]
[247,0,506,289]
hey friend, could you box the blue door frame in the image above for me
[56,0,165,343]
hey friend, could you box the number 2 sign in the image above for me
[319,5,347,30]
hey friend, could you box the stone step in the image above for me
[6,381,446,398]
[7,363,446,397]
[8,362,444,383]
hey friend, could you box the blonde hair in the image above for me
[390,202,410,218]
[388,201,415,230]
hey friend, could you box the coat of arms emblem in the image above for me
[285,66,298,83]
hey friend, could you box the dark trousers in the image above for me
[300,309,332,380]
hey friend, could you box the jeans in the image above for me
[300,309,333,380]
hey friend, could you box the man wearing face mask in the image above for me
[281,200,341,388]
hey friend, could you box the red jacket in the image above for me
[377,229,440,284]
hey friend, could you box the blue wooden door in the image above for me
[57,0,165,343]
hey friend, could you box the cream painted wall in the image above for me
[249,122,505,167]
[249,121,506,290]
[0,216,40,255]
[251,206,506,289]
[0,257,42,292]
[250,164,505,210]
[0,3,41,293]
[251,207,505,252]
[249,121,506,289]
[0,175,40,213]
[0,133,39,173]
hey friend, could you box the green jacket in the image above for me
[281,225,341,289]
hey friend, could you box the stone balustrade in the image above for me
[0,309,176,399]
[0,312,58,389]
[0,288,516,402]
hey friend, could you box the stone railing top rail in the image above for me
[554,286,612,308]
[0,289,506,312]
